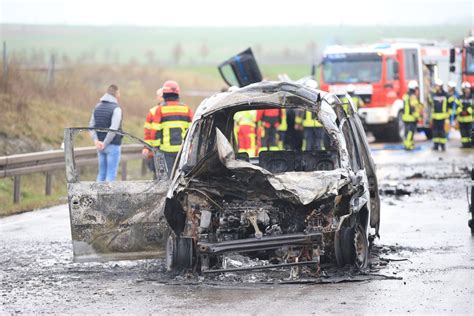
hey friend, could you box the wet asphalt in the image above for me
[0,139,473,314]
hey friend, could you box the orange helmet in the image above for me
[162,80,180,94]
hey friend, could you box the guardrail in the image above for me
[0,144,144,204]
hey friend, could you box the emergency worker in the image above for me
[402,80,422,150]
[257,108,282,151]
[341,84,364,114]
[447,81,460,130]
[429,79,449,151]
[142,80,193,175]
[457,82,473,148]
[234,110,257,156]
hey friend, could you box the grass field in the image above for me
[2,24,470,65]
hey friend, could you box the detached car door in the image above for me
[218,48,263,87]
[64,128,170,262]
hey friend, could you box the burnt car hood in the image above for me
[216,129,350,205]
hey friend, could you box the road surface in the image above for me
[1,140,473,314]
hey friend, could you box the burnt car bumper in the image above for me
[197,232,323,254]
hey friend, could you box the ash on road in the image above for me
[1,142,473,314]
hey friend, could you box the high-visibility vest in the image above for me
[402,93,421,122]
[457,94,473,123]
[278,109,288,132]
[303,111,322,127]
[429,92,448,120]
[143,101,193,152]
[341,95,363,114]
[234,110,257,127]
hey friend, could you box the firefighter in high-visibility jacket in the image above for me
[142,80,193,175]
[457,82,473,148]
[429,79,449,151]
[234,110,257,156]
[277,109,287,150]
[402,80,422,151]
[341,84,364,114]
[303,111,326,150]
[257,108,282,151]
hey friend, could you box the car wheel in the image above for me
[335,224,369,269]
[166,233,194,271]
[353,223,369,269]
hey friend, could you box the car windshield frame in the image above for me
[322,53,383,84]
[179,102,346,174]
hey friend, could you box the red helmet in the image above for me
[162,80,180,94]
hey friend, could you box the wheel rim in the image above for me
[166,234,175,270]
[354,225,368,269]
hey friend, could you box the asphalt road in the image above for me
[1,140,473,314]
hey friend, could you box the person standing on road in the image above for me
[143,88,164,174]
[456,82,473,148]
[257,108,282,152]
[447,81,460,130]
[341,84,364,114]
[402,80,422,151]
[429,79,449,151]
[142,80,193,175]
[89,84,123,181]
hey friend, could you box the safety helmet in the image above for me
[434,78,444,86]
[305,79,318,89]
[408,80,418,89]
[447,81,456,89]
[346,84,356,93]
[461,81,471,89]
[162,80,180,94]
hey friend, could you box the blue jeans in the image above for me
[96,144,121,181]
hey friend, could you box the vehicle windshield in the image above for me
[465,48,474,74]
[322,53,383,83]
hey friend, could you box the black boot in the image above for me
[433,143,439,151]
[441,144,446,151]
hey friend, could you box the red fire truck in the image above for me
[461,32,474,90]
[319,41,457,142]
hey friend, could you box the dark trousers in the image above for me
[403,121,416,150]
[304,127,326,150]
[459,121,473,147]
[432,119,446,147]
[262,126,278,150]
[146,151,177,178]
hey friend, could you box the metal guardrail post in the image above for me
[13,175,21,204]
[45,172,52,196]
[121,161,127,181]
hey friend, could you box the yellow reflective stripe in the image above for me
[303,111,322,127]
[144,122,153,129]
[432,114,447,120]
[150,122,162,130]
[461,137,471,143]
[160,144,182,152]
[145,139,161,146]
[161,105,190,114]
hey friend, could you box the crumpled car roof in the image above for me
[194,81,339,119]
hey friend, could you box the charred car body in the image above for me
[65,81,380,274]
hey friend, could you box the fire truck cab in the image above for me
[461,33,474,91]
[319,42,456,142]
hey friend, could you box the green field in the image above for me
[2,24,470,65]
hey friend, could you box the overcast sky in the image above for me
[1,0,473,26]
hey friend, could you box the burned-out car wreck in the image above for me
[65,81,380,275]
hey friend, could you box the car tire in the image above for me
[166,233,193,271]
[335,224,369,269]
[388,111,404,142]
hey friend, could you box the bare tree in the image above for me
[145,49,156,65]
[199,42,209,62]
[172,43,183,65]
